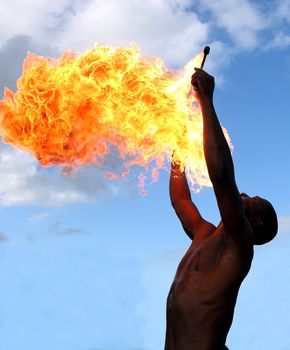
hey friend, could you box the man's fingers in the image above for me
[191,72,199,81]
[194,67,210,77]
[192,80,199,91]
[191,74,199,89]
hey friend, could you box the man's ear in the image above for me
[249,216,263,227]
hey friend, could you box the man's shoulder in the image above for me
[223,221,254,268]
[223,216,253,247]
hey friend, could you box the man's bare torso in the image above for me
[165,224,253,350]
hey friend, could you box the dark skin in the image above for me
[165,69,269,350]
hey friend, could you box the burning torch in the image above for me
[200,46,210,70]
[191,45,210,93]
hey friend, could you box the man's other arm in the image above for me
[170,160,214,240]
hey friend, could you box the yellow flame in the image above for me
[0,44,232,192]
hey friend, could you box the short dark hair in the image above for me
[252,200,278,245]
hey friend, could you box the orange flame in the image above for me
[0,44,232,192]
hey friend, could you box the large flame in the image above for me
[0,44,232,192]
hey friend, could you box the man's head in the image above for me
[241,193,278,245]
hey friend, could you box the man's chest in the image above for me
[177,232,225,275]
[173,233,249,297]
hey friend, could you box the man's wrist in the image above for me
[198,96,214,108]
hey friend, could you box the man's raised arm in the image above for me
[170,160,212,240]
[191,68,247,236]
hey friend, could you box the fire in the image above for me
[0,44,232,192]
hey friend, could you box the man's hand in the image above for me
[191,68,215,102]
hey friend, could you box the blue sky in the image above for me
[0,1,290,349]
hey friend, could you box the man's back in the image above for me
[165,223,253,350]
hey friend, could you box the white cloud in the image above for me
[0,0,285,83]
[265,31,290,50]
[0,142,118,206]
[0,0,287,68]
[276,0,290,22]
[53,0,209,67]
[0,0,209,67]
[0,0,67,46]
[197,0,266,49]
[262,0,290,50]
[27,212,50,223]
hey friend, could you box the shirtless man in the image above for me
[165,68,278,350]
